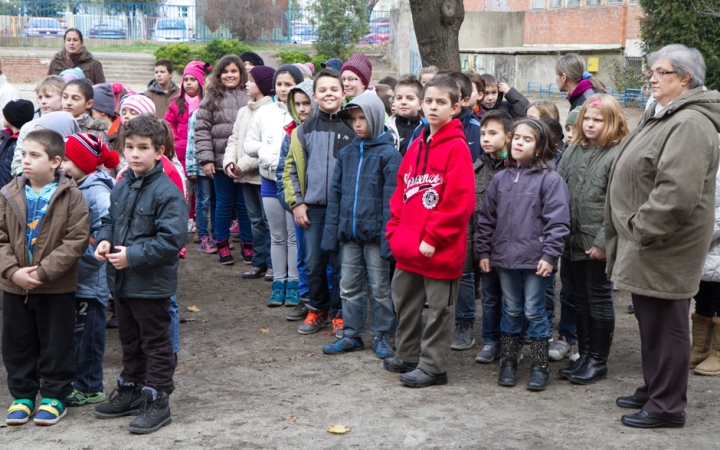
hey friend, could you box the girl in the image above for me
[245,65,303,306]
[195,55,252,265]
[477,118,570,391]
[62,79,110,147]
[525,100,560,121]
[555,53,608,110]
[186,109,216,253]
[556,94,628,385]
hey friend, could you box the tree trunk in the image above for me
[408,0,464,71]
[366,0,380,10]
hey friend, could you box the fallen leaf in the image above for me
[285,415,294,421]
[327,424,350,434]
[187,305,200,312]
[260,327,270,333]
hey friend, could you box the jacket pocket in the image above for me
[132,206,156,236]
[388,224,422,263]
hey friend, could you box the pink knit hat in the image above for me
[294,63,312,78]
[120,94,155,115]
[183,61,212,90]
[340,53,373,89]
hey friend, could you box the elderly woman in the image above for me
[48,29,105,85]
[606,44,720,428]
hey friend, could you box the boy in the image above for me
[61,133,120,407]
[91,83,122,150]
[321,93,402,358]
[386,74,423,156]
[240,51,265,72]
[418,66,438,86]
[93,114,187,434]
[375,83,394,97]
[480,74,529,119]
[283,68,353,336]
[144,59,179,119]
[464,71,486,120]
[384,76,475,388]
[0,99,35,187]
[1,129,90,426]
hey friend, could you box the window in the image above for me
[607,0,624,4]
[549,0,562,7]
[567,0,581,6]
[531,0,545,9]
[586,0,602,5]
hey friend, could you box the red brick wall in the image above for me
[626,4,642,40]
[525,6,629,45]
[1,56,48,84]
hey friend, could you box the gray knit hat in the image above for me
[92,83,116,117]
[273,64,304,88]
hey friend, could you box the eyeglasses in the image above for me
[341,76,360,83]
[646,70,677,81]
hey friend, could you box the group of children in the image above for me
[0,50,632,430]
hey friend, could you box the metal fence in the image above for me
[0,1,390,44]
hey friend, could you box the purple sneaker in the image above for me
[198,237,217,254]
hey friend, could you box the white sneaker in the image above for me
[569,352,580,362]
[187,219,196,233]
[548,338,573,361]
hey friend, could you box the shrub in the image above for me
[154,43,194,72]
[609,61,646,93]
[277,50,311,65]
[195,39,252,66]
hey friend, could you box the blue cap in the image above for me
[321,58,343,72]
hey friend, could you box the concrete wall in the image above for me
[459,12,524,49]
[388,4,417,75]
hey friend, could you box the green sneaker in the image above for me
[66,389,106,407]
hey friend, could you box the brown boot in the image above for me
[193,230,199,243]
[695,317,720,376]
[690,313,714,369]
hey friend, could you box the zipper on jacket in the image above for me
[352,141,365,241]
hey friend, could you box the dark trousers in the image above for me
[304,205,342,317]
[694,281,720,318]
[116,297,175,394]
[2,291,76,400]
[632,294,690,424]
[74,297,106,393]
[569,259,615,321]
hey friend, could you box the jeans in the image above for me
[196,176,215,238]
[74,297,106,393]
[169,295,180,354]
[544,273,557,332]
[480,270,503,346]
[340,241,397,338]
[213,171,252,243]
[295,223,309,297]
[263,196,298,282]
[497,268,551,340]
[304,205,342,317]
[568,259,615,321]
[557,258,577,343]
[455,272,477,323]
[242,183,271,269]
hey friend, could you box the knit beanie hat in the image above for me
[274,64,304,88]
[36,111,81,137]
[566,106,582,126]
[249,66,276,97]
[240,52,264,67]
[65,133,120,175]
[59,67,84,81]
[294,63,312,78]
[321,58,343,72]
[305,62,315,74]
[183,60,211,91]
[92,83,116,117]
[2,99,35,129]
[120,94,155,115]
[340,53,372,89]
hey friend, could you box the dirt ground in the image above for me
[1,102,717,449]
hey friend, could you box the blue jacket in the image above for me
[0,129,18,188]
[276,132,293,213]
[76,170,113,304]
[408,107,482,161]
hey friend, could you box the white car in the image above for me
[153,18,193,42]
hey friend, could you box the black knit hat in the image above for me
[250,66,276,97]
[2,99,34,129]
[240,52,264,67]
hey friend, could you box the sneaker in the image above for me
[229,219,240,239]
[242,266,266,279]
[179,244,187,259]
[371,335,394,359]
[298,310,328,334]
[106,314,119,329]
[287,302,309,321]
[198,236,217,254]
[267,281,286,307]
[548,337,574,361]
[127,389,171,434]
[285,281,300,306]
[570,352,581,362]
[94,380,145,419]
[628,303,634,314]
[451,321,475,350]
[216,239,234,265]
[66,389,106,407]
[241,242,253,264]
[264,268,274,282]
[322,336,364,354]
[187,219,196,233]
[475,343,500,363]
[332,317,343,338]
[383,356,418,373]
[33,398,66,426]
[6,399,34,425]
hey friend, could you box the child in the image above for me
[186,109,216,252]
[341,53,373,100]
[379,94,393,116]
[93,114,187,434]
[375,84,394,97]
[383,76,475,387]
[62,79,110,147]
[91,83,121,150]
[0,100,35,187]
[245,65,303,306]
[464,71,486,120]
[472,110,512,364]
[477,118,570,391]
[195,55,252,265]
[564,106,581,144]
[60,133,119,407]
[386,74,423,155]
[321,93,402,358]
[283,68,353,336]
[480,74,530,119]
[526,100,560,121]
[418,66,438,86]
[145,59,179,119]
[1,129,90,426]
[556,94,628,385]
[379,76,398,90]
[240,51,265,72]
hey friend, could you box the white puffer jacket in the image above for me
[243,99,293,181]
[702,166,720,282]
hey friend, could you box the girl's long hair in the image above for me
[572,94,629,147]
[507,119,556,173]
[174,62,211,117]
[203,55,247,112]
[555,53,607,93]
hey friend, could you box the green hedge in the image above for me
[154,39,251,71]
[277,50,329,74]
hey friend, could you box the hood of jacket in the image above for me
[646,87,720,132]
[288,81,317,124]
[412,119,467,177]
[146,79,179,96]
[79,169,114,192]
[339,92,386,140]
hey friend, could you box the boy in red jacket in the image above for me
[384,76,475,388]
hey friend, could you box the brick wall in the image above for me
[626,4,642,40]
[1,56,49,84]
[525,6,629,45]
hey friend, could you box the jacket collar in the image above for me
[126,160,164,187]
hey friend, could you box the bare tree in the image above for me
[367,0,380,9]
[202,0,281,42]
[692,0,720,16]
[408,0,464,71]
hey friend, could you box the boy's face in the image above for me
[37,89,63,115]
[565,124,575,143]
[91,109,112,122]
[467,84,479,109]
[245,75,262,100]
[121,107,140,125]
[341,70,365,98]
[125,135,163,178]
[22,140,61,185]
[293,91,312,122]
[481,120,511,158]
[481,85,499,109]
[526,106,541,120]
[456,82,471,108]
[394,85,421,118]
[60,158,87,181]
[154,65,173,87]
[313,76,345,114]
[422,86,459,130]
[348,108,369,139]
[419,73,434,86]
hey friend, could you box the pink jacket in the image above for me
[165,98,189,172]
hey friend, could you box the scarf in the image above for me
[63,48,85,69]
[185,93,201,115]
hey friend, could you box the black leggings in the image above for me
[568,259,615,321]
[694,281,720,318]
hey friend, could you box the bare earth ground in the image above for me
[1,101,715,449]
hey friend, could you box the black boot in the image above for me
[559,312,591,378]
[498,334,519,387]
[527,338,551,391]
[127,389,172,434]
[568,318,614,384]
[94,379,145,419]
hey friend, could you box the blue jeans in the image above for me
[304,205,342,317]
[456,272,476,323]
[295,223,309,297]
[480,270,502,346]
[74,297,106,392]
[242,183,271,269]
[545,273,557,333]
[340,241,397,337]
[213,171,252,243]
[557,258,577,343]
[169,295,179,354]
[195,176,215,238]
[497,268,551,340]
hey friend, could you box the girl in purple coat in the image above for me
[477,119,570,391]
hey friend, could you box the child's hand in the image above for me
[586,246,606,260]
[498,82,511,94]
[107,245,129,270]
[293,204,310,229]
[95,241,111,260]
[225,163,237,179]
[11,266,43,290]
[202,162,215,179]
[480,258,491,273]
[419,240,435,258]
[536,260,553,277]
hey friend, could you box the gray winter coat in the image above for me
[195,88,249,171]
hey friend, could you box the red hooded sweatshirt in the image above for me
[386,119,475,279]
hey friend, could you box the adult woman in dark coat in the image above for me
[48,28,105,84]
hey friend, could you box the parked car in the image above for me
[291,25,317,44]
[359,23,389,45]
[24,18,64,38]
[88,19,127,39]
[152,18,192,42]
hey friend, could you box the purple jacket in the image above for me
[476,164,570,269]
